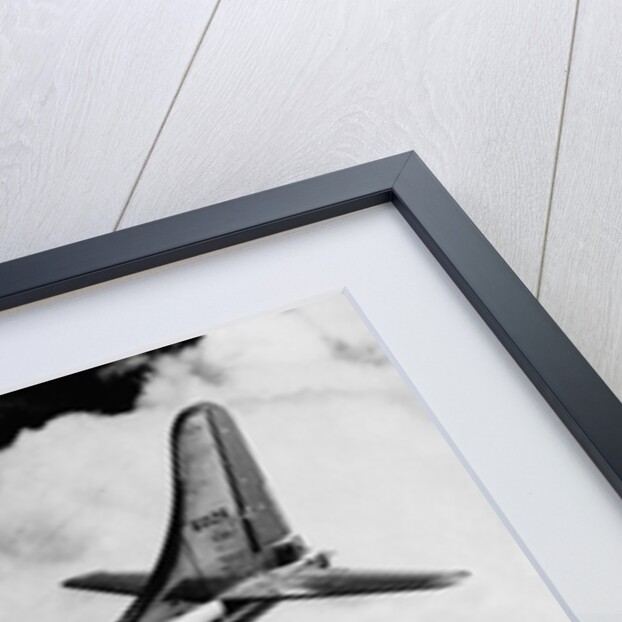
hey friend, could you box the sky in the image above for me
[0,294,571,621]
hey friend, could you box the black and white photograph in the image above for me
[0,294,571,621]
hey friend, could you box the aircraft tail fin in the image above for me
[118,403,295,622]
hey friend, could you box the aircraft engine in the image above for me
[173,600,226,622]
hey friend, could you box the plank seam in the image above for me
[535,0,581,298]
[113,0,225,232]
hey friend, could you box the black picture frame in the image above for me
[1,151,621,500]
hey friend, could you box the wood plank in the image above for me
[539,0,622,400]
[0,0,218,262]
[119,0,576,290]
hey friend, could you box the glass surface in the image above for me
[0,295,572,621]
[0,205,619,619]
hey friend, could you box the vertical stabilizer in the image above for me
[120,403,293,622]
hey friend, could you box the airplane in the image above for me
[63,402,469,622]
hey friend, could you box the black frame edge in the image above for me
[0,153,410,311]
[393,151,622,499]
[1,150,620,501]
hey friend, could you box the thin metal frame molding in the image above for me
[1,151,621,499]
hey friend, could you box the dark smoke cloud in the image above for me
[0,337,202,450]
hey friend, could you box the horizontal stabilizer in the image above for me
[63,572,149,597]
[221,568,470,601]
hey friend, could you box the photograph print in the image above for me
[0,294,572,621]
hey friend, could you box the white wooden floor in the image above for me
[2,0,621,401]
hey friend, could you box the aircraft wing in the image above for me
[63,572,148,597]
[221,567,470,601]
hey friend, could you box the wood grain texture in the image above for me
[0,0,218,262]
[119,0,576,290]
[539,0,622,400]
